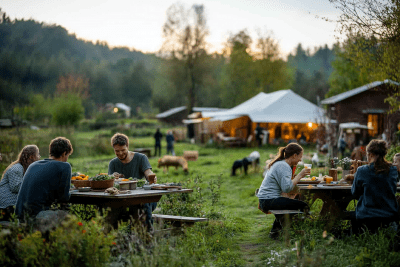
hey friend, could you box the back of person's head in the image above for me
[366,139,391,175]
[268,143,303,169]
[1,145,39,180]
[111,133,129,147]
[49,137,73,158]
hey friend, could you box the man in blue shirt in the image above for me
[16,137,73,224]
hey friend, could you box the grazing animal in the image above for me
[231,157,251,176]
[312,153,319,167]
[158,155,188,173]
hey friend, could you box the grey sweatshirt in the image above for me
[257,160,294,199]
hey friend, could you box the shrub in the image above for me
[52,94,84,126]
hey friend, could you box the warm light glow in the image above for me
[113,107,118,113]
[308,122,312,128]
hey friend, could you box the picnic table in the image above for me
[298,184,400,220]
[133,148,152,158]
[69,187,192,230]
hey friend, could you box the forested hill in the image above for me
[0,14,337,120]
[0,18,158,117]
[0,19,152,65]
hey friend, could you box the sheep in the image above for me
[157,155,188,173]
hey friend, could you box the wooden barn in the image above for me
[321,79,400,147]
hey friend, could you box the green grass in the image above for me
[2,128,399,266]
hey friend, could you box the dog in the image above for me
[231,157,251,176]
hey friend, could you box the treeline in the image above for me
[0,8,336,123]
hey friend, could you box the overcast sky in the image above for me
[1,0,342,56]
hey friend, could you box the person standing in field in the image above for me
[108,133,158,232]
[0,145,40,221]
[166,130,175,156]
[255,124,263,148]
[154,128,163,157]
[16,137,73,224]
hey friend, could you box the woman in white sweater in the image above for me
[0,145,40,221]
[257,143,310,238]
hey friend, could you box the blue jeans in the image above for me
[259,197,309,232]
[144,202,157,230]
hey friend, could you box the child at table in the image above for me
[257,143,310,239]
[350,139,398,234]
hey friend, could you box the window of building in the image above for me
[367,114,384,137]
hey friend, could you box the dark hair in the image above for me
[111,133,129,147]
[268,143,303,169]
[366,139,391,175]
[49,137,73,158]
[1,145,39,180]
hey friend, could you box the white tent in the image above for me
[202,90,324,123]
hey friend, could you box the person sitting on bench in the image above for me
[349,139,398,235]
[231,157,251,176]
[256,143,310,239]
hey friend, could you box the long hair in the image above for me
[366,139,391,175]
[268,143,303,169]
[1,145,39,180]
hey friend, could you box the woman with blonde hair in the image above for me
[350,139,398,234]
[0,145,40,221]
[257,143,310,239]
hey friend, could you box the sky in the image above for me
[1,0,342,57]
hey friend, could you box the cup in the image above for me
[326,176,333,184]
[148,174,156,185]
[304,164,312,178]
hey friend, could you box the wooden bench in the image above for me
[255,189,304,216]
[0,221,26,228]
[152,214,208,227]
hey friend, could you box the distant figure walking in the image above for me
[166,130,175,156]
[154,128,163,157]
[339,134,347,159]
[255,124,263,148]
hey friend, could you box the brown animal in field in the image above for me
[157,155,188,173]
[183,151,198,161]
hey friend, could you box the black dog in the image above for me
[231,157,250,176]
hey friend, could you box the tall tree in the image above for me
[220,30,255,107]
[330,0,400,112]
[161,3,209,113]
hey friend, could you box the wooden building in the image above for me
[321,79,400,147]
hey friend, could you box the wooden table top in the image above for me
[298,184,400,191]
[70,187,193,199]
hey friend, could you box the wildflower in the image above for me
[112,242,116,245]
[82,230,86,234]
[43,239,46,243]
[322,230,327,238]
[78,222,83,226]
[216,240,219,243]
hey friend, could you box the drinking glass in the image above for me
[304,164,312,178]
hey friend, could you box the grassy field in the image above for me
[1,128,400,266]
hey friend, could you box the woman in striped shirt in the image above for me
[0,145,40,221]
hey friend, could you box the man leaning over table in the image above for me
[16,137,73,229]
[108,132,158,232]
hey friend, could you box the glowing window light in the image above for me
[113,107,118,113]
[307,122,313,128]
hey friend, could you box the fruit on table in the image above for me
[71,173,89,180]
[311,176,316,181]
